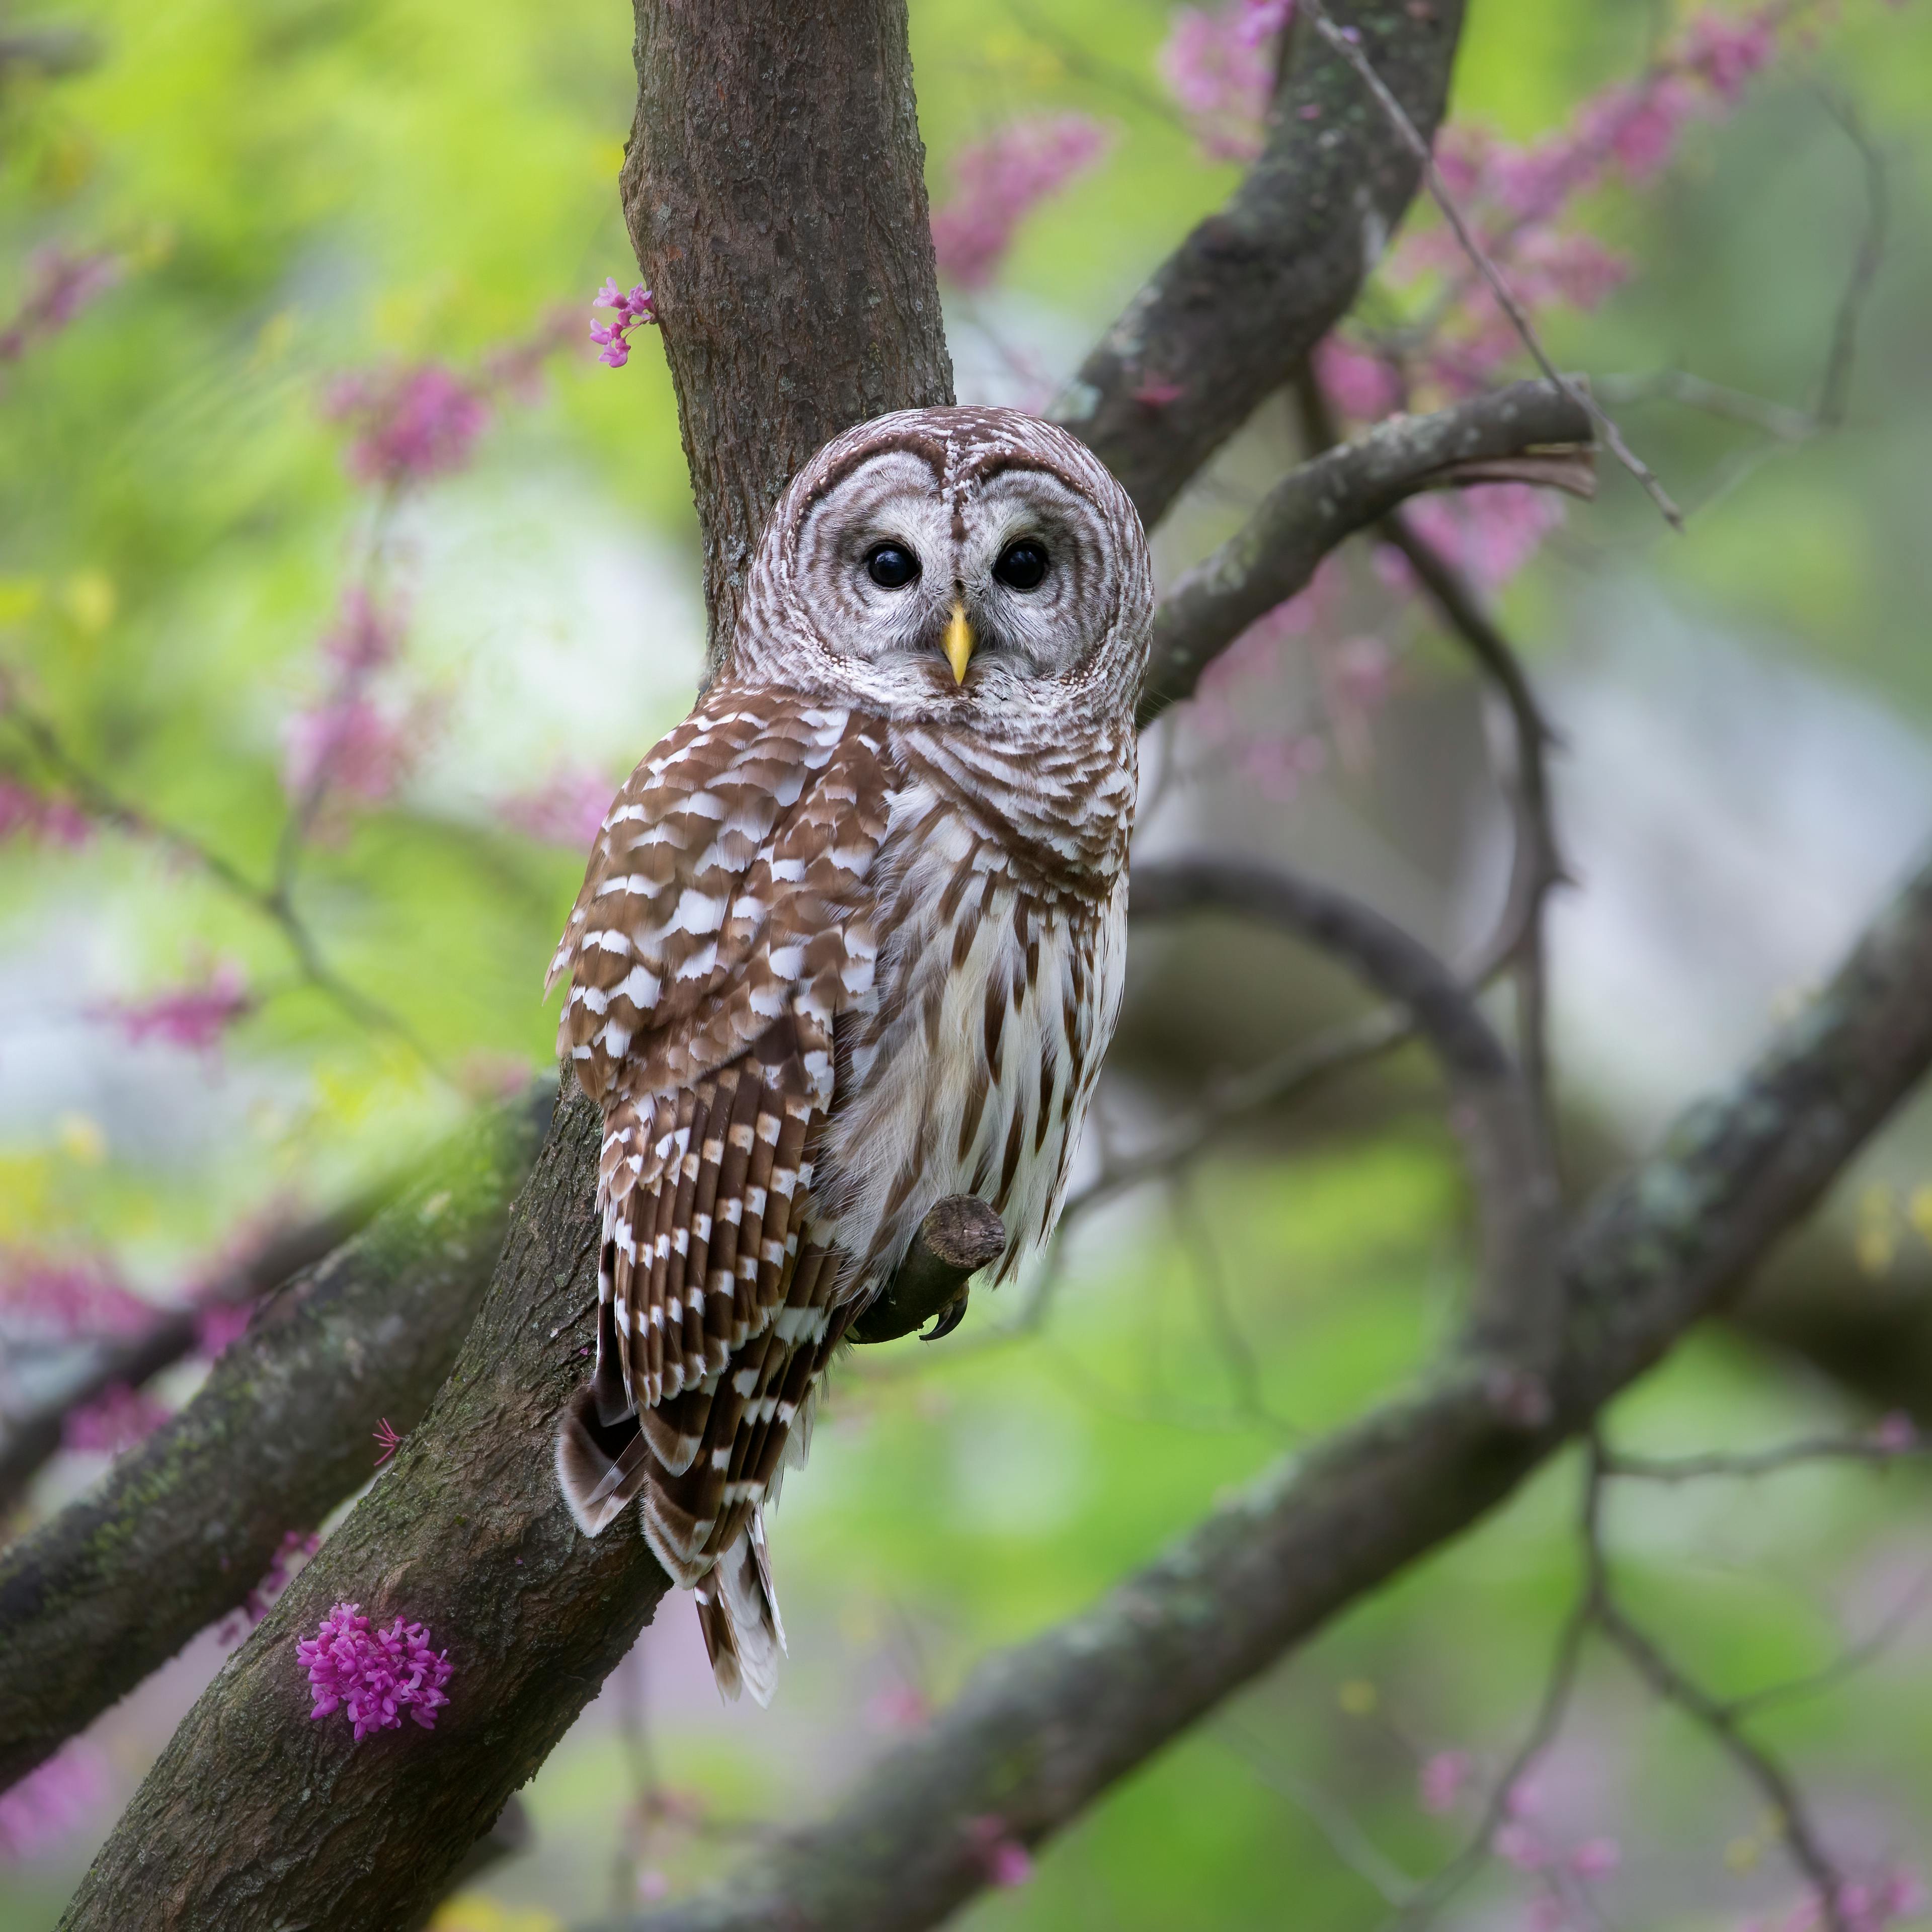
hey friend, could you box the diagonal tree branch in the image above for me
[584,846,1932,1932]
[1055,0,1468,525]
[0,1198,383,1522]
[0,1084,551,1793]
[1139,378,1592,722]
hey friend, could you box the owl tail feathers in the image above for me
[694,1511,787,1707]
[555,1386,653,1538]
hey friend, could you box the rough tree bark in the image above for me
[621,0,953,667]
[0,1085,550,1791]
[1056,0,1466,522]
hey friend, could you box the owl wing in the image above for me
[548,686,890,1618]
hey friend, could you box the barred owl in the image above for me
[548,405,1150,1702]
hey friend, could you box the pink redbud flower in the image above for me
[967,1816,1034,1888]
[1419,1748,1474,1815]
[0,248,120,366]
[373,1417,403,1466]
[1493,1820,1553,1872]
[1315,336,1401,420]
[1159,6,1274,161]
[929,116,1111,289]
[323,363,490,487]
[1871,1410,1917,1453]
[0,1250,153,1344]
[61,1382,169,1455]
[1569,1837,1621,1880]
[97,960,253,1054]
[195,1300,254,1359]
[589,280,658,369]
[297,1601,453,1740]
[0,778,92,848]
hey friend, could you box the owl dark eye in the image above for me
[993,538,1049,591]
[865,542,920,590]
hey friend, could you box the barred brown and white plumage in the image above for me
[549,405,1151,1703]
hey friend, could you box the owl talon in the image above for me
[922,1292,970,1342]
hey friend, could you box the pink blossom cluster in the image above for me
[0,777,92,847]
[590,280,658,369]
[61,1381,169,1455]
[0,247,120,366]
[1159,0,1295,162]
[1344,4,1798,408]
[297,1600,453,1740]
[1380,484,1569,598]
[1744,1870,1927,1932]
[280,587,429,821]
[930,116,1112,290]
[498,766,616,848]
[0,1250,154,1345]
[323,363,490,489]
[0,1746,107,1861]
[966,1815,1034,1889]
[97,959,254,1054]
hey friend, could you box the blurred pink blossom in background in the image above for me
[930,116,1111,289]
[221,1530,321,1642]
[0,1251,154,1344]
[61,1381,169,1455]
[1159,1,1294,161]
[0,1746,108,1861]
[967,1815,1035,1889]
[499,766,617,848]
[324,363,490,488]
[97,959,253,1054]
[0,777,92,847]
[0,247,120,366]
[298,1601,453,1740]
[1419,1747,1475,1815]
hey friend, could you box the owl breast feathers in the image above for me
[549,405,1151,1703]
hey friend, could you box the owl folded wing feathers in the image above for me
[546,688,890,1560]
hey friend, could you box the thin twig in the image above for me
[1225,1726,1419,1906]
[2,698,447,1079]
[1601,1434,1922,1484]
[1581,1434,1853,1932]
[1386,1595,1591,1931]
[1300,0,1684,531]
[1810,83,1889,431]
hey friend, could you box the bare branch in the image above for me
[1299,0,1683,531]
[1055,0,1468,526]
[1140,379,1594,725]
[1580,1438,1853,1932]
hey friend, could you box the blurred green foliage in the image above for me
[3,0,1931,1925]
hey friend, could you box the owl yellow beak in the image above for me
[943,601,975,685]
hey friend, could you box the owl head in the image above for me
[732,406,1152,729]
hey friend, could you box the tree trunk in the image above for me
[622,0,954,665]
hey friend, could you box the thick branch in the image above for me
[0,1086,550,1793]
[0,1200,380,1521]
[1057,0,1466,526]
[1139,380,1594,723]
[620,0,953,664]
[591,849,1932,1932]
